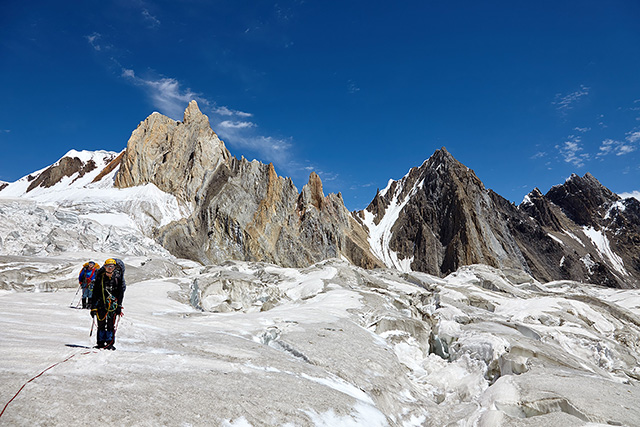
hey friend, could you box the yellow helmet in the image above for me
[104,258,117,266]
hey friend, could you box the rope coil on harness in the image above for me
[95,295,118,321]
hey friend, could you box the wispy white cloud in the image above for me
[212,106,252,117]
[530,151,547,160]
[121,68,207,119]
[347,80,360,94]
[574,127,591,133]
[142,9,161,28]
[215,125,293,165]
[556,136,589,167]
[618,145,636,155]
[598,139,618,157]
[86,32,102,51]
[553,85,590,115]
[597,131,640,158]
[627,131,640,144]
[598,114,608,128]
[349,182,375,191]
[218,120,256,129]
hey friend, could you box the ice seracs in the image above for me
[2,258,640,425]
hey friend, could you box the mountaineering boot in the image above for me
[105,344,116,350]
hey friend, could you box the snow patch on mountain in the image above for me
[619,190,640,202]
[563,230,585,247]
[363,178,423,272]
[605,200,626,219]
[582,226,627,276]
[547,233,564,245]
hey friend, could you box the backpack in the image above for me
[113,258,126,292]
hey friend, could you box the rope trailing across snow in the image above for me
[0,350,94,418]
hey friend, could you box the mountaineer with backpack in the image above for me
[90,258,126,350]
[78,261,99,309]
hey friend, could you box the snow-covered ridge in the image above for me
[0,149,118,198]
[0,149,193,237]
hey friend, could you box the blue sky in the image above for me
[1,1,639,210]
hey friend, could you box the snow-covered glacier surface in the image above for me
[2,150,640,425]
[1,255,640,426]
[0,150,191,260]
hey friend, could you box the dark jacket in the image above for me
[90,266,125,311]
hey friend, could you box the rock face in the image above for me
[515,174,640,288]
[105,102,640,288]
[115,101,231,205]
[26,157,96,192]
[356,149,640,288]
[357,148,528,276]
[115,101,382,269]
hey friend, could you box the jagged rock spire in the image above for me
[115,101,231,204]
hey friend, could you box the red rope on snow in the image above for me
[0,351,93,418]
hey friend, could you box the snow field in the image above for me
[2,258,640,426]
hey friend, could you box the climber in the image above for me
[90,258,126,350]
[78,261,99,309]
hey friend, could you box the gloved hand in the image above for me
[115,306,122,316]
[91,309,97,318]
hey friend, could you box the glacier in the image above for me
[2,252,640,425]
[1,150,640,426]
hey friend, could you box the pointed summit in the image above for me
[115,102,230,203]
[430,146,454,162]
[298,172,325,212]
[546,172,620,226]
[183,100,208,124]
[361,147,524,274]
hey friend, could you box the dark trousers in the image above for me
[96,309,116,347]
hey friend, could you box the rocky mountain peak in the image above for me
[519,187,564,231]
[115,103,231,204]
[427,146,454,165]
[110,102,382,269]
[369,147,483,221]
[298,172,325,212]
[546,172,620,226]
[528,187,544,199]
[183,100,209,125]
[26,156,93,192]
[360,147,526,275]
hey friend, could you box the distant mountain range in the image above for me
[2,101,638,288]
